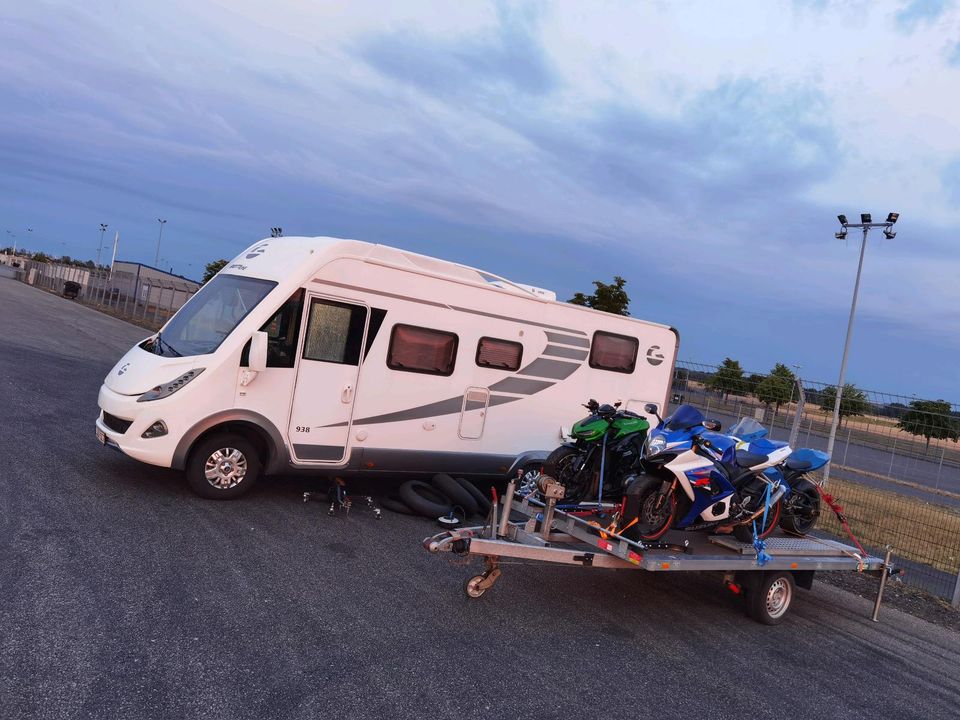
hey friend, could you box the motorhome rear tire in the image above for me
[186,433,261,500]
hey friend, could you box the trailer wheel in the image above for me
[431,473,479,517]
[186,433,261,499]
[465,575,487,598]
[748,571,794,625]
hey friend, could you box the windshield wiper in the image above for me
[155,332,182,357]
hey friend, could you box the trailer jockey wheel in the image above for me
[747,571,794,625]
[464,565,501,598]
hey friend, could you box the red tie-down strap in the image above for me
[814,484,868,556]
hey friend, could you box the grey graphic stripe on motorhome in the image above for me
[515,357,581,380]
[487,376,555,395]
[312,279,587,336]
[544,332,590,348]
[312,279,449,309]
[324,393,520,428]
[293,444,345,461]
[447,306,586,335]
[542,345,589,361]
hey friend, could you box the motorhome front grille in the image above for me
[103,412,133,435]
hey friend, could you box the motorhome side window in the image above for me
[589,331,638,373]
[387,324,458,376]
[476,337,523,371]
[302,299,368,365]
[242,289,305,368]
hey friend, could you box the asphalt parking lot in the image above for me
[2,277,959,720]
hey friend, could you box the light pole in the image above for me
[822,212,899,485]
[97,224,108,266]
[155,219,166,265]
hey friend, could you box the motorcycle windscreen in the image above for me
[664,404,704,431]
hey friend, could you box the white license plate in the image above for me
[96,428,106,445]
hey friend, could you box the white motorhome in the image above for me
[95,237,679,498]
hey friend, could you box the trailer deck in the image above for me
[424,479,895,624]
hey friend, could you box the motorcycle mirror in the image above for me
[643,402,663,423]
[703,419,722,432]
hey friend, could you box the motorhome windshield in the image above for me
[152,275,277,357]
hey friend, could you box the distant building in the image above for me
[111,261,200,309]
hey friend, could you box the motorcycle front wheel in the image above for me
[630,484,677,541]
[542,445,590,503]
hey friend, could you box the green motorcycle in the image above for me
[539,399,650,506]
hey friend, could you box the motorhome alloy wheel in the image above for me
[186,433,261,499]
[204,448,248,489]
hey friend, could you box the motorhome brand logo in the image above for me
[118,363,130,375]
[646,346,664,366]
[245,243,269,260]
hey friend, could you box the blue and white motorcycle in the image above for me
[622,404,826,542]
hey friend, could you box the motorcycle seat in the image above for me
[785,457,813,471]
[735,449,769,468]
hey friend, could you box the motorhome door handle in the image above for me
[341,384,353,403]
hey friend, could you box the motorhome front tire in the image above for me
[186,433,261,499]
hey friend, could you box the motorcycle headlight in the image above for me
[647,435,667,456]
[137,368,205,402]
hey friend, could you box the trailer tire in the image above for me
[748,571,794,625]
[399,480,452,518]
[431,474,479,517]
[186,433,261,499]
[380,493,416,515]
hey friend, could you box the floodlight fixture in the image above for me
[270,227,283,237]
[883,229,896,239]
[835,231,847,240]
[837,214,848,225]
[886,212,899,224]
[860,213,871,224]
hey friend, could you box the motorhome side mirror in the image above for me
[643,403,658,414]
[249,331,268,372]
[703,419,722,432]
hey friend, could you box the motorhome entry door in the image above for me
[288,294,368,464]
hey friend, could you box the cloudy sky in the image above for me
[2,0,959,398]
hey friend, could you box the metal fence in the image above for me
[671,360,960,604]
[13,260,197,330]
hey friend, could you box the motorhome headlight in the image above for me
[137,368,205,402]
[646,435,667,456]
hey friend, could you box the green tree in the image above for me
[818,384,869,426]
[32,251,51,263]
[754,363,797,414]
[898,399,960,450]
[706,358,745,400]
[202,259,229,284]
[745,373,765,395]
[568,276,630,316]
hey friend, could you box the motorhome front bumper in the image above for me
[96,384,178,468]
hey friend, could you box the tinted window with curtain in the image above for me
[387,324,458,376]
[476,337,523,371]
[589,331,638,373]
[302,299,367,365]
